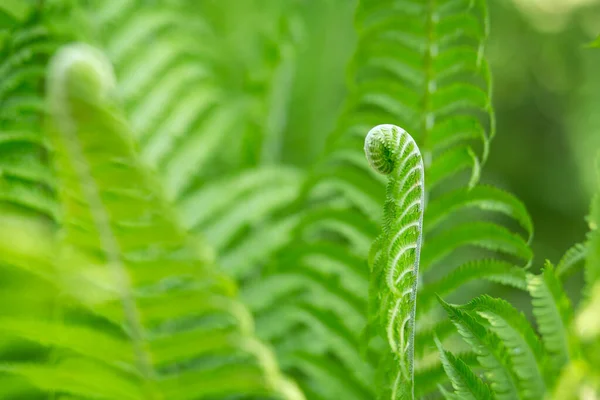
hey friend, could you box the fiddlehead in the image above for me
[365,124,424,399]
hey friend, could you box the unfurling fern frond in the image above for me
[364,124,424,399]
[0,43,303,400]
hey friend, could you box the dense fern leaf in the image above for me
[461,295,547,399]
[0,16,58,219]
[79,0,302,202]
[439,297,521,400]
[434,336,492,400]
[527,262,575,376]
[414,351,480,398]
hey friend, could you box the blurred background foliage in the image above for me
[3,0,598,268]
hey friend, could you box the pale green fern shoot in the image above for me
[365,124,424,399]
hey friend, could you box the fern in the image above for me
[461,295,548,398]
[238,0,536,398]
[364,124,425,398]
[0,43,302,400]
[434,336,492,400]
[556,242,587,280]
[0,1,598,399]
[0,13,58,220]
[440,297,522,399]
[528,262,575,374]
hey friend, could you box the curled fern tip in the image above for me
[364,124,412,175]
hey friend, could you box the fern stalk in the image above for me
[364,124,424,399]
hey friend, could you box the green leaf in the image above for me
[556,242,586,280]
[461,295,547,399]
[439,297,521,400]
[414,351,479,398]
[434,336,492,400]
[0,318,133,365]
[0,22,58,220]
[527,262,574,374]
[424,185,533,241]
[419,260,527,312]
[421,222,532,271]
[427,146,481,190]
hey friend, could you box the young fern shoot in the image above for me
[365,125,425,399]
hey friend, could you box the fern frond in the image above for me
[0,16,58,219]
[527,262,575,376]
[0,42,304,400]
[414,351,480,398]
[418,260,527,312]
[420,222,532,272]
[556,242,587,280]
[461,295,548,398]
[439,297,521,400]
[364,124,425,399]
[176,166,304,277]
[242,241,373,394]
[434,336,493,400]
[82,0,303,201]
[424,185,533,241]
